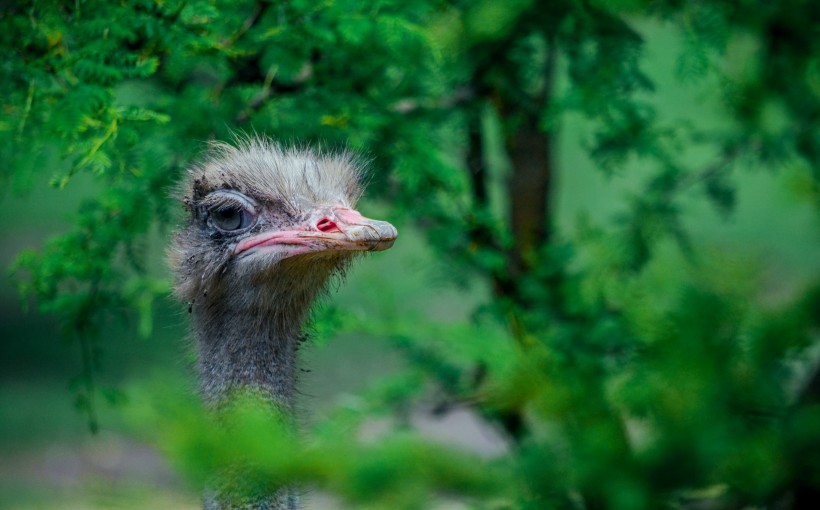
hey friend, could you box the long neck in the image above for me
[194,311,300,410]
[192,281,317,410]
[192,279,321,510]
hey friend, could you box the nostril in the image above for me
[317,218,342,233]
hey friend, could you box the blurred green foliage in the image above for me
[2,0,820,508]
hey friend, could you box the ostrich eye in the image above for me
[211,206,254,232]
[202,190,258,233]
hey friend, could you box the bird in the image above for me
[169,136,398,509]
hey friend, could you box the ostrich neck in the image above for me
[190,263,336,510]
[192,284,315,410]
[193,293,308,510]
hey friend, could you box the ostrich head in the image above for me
[170,137,397,340]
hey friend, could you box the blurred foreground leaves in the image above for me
[128,383,511,509]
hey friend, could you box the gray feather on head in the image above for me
[187,136,365,212]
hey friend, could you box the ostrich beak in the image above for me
[235,207,398,259]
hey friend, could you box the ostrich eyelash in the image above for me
[199,190,258,216]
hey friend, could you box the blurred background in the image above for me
[2,1,819,509]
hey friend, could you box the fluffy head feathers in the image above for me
[169,137,369,307]
[187,137,364,213]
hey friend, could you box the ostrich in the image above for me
[169,137,397,509]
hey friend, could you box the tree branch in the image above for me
[234,62,313,123]
[678,141,755,191]
[390,87,475,114]
[219,2,271,49]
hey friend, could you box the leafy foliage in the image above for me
[3,0,819,508]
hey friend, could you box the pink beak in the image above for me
[235,207,397,259]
